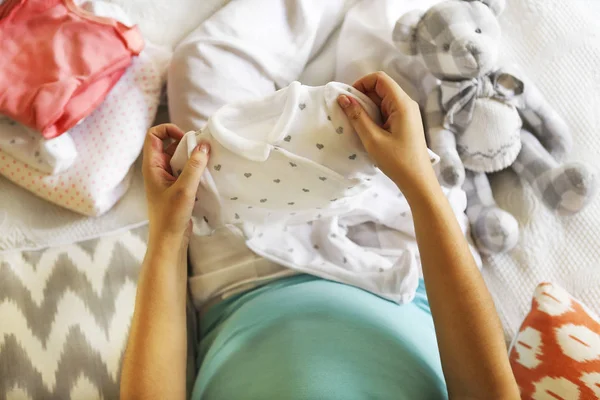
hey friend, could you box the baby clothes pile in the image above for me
[172,81,478,305]
[0,0,170,216]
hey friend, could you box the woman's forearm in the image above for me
[333,72,519,399]
[120,234,189,400]
[402,171,519,400]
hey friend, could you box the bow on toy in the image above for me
[440,71,524,132]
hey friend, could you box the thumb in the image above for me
[337,94,381,148]
[174,142,210,192]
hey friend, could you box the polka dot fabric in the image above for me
[171,81,440,229]
[0,45,169,216]
[509,282,600,399]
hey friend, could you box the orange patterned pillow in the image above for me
[509,282,600,399]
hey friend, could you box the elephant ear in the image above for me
[392,9,425,56]
[463,0,506,16]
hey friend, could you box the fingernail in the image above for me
[337,95,351,109]
[197,143,210,154]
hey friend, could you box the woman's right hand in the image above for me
[339,75,520,400]
[337,71,438,199]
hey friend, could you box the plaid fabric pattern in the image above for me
[406,0,598,253]
[439,71,524,132]
[516,70,573,162]
[414,0,501,80]
[463,170,519,253]
[425,88,465,187]
[513,130,597,216]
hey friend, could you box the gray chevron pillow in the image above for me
[0,226,149,400]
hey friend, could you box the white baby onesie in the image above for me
[0,115,77,175]
[171,81,449,303]
[172,81,398,227]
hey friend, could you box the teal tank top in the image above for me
[192,275,447,400]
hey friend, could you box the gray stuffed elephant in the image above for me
[393,0,597,254]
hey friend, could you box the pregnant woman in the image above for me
[120,71,519,400]
[121,0,518,398]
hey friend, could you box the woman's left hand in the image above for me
[123,123,208,400]
[142,124,210,249]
